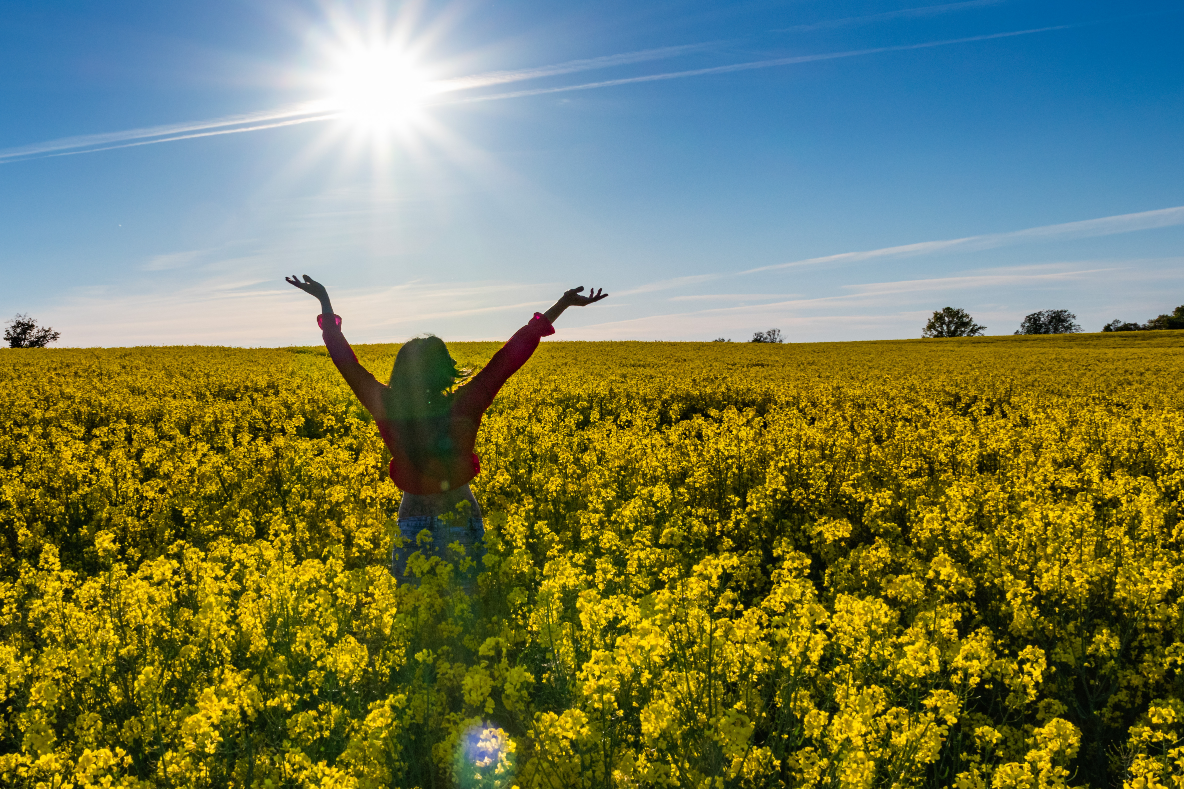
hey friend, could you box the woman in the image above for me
[286,274,607,583]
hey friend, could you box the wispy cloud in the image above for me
[432,44,712,92]
[328,280,553,332]
[780,0,1006,33]
[633,264,1114,316]
[7,113,343,163]
[142,250,209,271]
[609,205,1184,304]
[44,277,556,347]
[669,293,800,301]
[834,265,1116,300]
[558,311,904,342]
[560,263,1126,340]
[38,258,1184,346]
[613,274,722,297]
[0,103,336,163]
[441,25,1070,105]
[741,204,1184,274]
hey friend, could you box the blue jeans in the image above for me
[391,515,485,586]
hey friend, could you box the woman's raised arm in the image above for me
[286,274,387,419]
[543,286,608,325]
[456,286,609,417]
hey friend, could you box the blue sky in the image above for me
[1,0,1182,345]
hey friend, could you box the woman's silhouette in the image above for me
[287,275,607,583]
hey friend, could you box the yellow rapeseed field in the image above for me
[1,331,1182,788]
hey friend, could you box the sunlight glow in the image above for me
[288,9,483,181]
[324,45,435,131]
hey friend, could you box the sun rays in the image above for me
[322,45,434,132]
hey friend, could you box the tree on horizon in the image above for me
[4,314,60,348]
[922,307,985,338]
[1015,309,1081,335]
[751,328,783,343]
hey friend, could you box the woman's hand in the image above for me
[286,274,329,300]
[561,286,608,307]
[544,285,608,325]
[285,274,334,315]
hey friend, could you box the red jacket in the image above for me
[320,313,555,494]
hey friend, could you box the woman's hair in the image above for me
[384,336,470,470]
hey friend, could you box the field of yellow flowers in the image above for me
[1,331,1182,788]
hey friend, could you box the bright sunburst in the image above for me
[294,8,467,173]
[324,44,435,131]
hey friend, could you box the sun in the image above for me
[324,45,435,131]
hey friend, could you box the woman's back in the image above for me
[287,275,606,581]
[317,311,558,495]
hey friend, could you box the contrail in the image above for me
[0,102,333,162]
[0,25,1070,163]
[742,205,1184,274]
[432,43,713,92]
[0,44,702,164]
[40,113,342,160]
[439,25,1071,104]
[616,205,1184,298]
[779,0,1007,33]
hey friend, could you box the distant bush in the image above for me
[1015,309,1081,335]
[750,328,783,343]
[922,307,985,338]
[4,313,60,348]
[711,337,731,342]
[1102,304,1184,332]
[1146,304,1184,330]
[1102,320,1144,333]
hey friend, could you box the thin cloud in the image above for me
[670,293,800,301]
[0,103,331,162]
[616,206,1184,301]
[836,265,1116,300]
[41,260,1180,345]
[11,113,341,163]
[631,264,1114,317]
[340,280,554,330]
[559,264,1117,340]
[613,274,721,297]
[433,43,712,92]
[378,299,549,325]
[45,277,554,347]
[558,311,902,341]
[742,204,1184,274]
[441,25,1071,105]
[143,250,208,271]
[780,0,1007,33]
